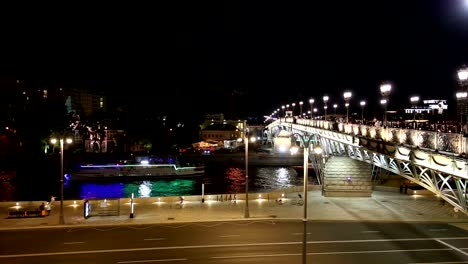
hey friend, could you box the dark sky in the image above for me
[2,1,468,118]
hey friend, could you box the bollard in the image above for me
[130,193,134,218]
[201,183,205,203]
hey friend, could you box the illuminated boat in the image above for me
[70,163,205,180]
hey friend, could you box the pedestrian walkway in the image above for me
[1,190,467,230]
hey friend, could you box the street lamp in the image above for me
[281,105,285,118]
[360,100,366,123]
[290,133,322,264]
[309,98,314,119]
[380,99,387,127]
[410,96,420,129]
[458,67,468,82]
[457,92,468,133]
[380,83,392,127]
[50,137,73,225]
[299,101,303,116]
[458,66,468,134]
[333,104,338,117]
[292,102,296,116]
[238,134,256,218]
[343,91,352,123]
[323,96,329,120]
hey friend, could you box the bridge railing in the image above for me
[273,118,468,155]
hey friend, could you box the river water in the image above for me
[0,164,318,201]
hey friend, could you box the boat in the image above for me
[70,163,205,181]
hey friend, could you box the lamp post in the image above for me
[380,83,392,127]
[410,96,419,129]
[380,99,387,127]
[343,91,352,123]
[457,92,468,133]
[333,104,338,117]
[360,100,366,124]
[290,133,322,264]
[50,137,72,225]
[239,134,256,218]
[281,105,285,118]
[309,98,314,119]
[458,66,468,134]
[292,102,296,117]
[299,101,303,116]
[323,96,329,120]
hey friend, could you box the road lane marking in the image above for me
[409,261,468,263]
[435,239,468,257]
[219,235,240,238]
[211,248,451,259]
[144,238,166,241]
[64,242,85,244]
[118,259,187,263]
[2,237,468,259]
[361,231,380,233]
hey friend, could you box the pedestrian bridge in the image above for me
[265,118,468,214]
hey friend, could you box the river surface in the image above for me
[0,164,317,201]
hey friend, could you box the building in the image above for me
[64,87,106,116]
[200,123,241,146]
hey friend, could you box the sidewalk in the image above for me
[1,190,467,230]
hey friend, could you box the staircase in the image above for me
[322,156,373,197]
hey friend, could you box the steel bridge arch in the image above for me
[267,120,468,215]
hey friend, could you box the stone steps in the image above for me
[323,156,373,197]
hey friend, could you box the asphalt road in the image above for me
[2,220,468,264]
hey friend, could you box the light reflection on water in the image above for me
[60,166,316,200]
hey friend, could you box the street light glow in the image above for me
[459,68,468,81]
[343,91,352,100]
[457,92,468,98]
[380,83,392,95]
[410,96,420,103]
[360,101,366,106]
[290,146,299,155]
[314,146,323,154]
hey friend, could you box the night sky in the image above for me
[2,1,468,118]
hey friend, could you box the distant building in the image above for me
[200,123,241,146]
[64,87,106,116]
